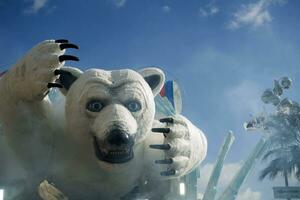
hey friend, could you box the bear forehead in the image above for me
[68,68,153,100]
[80,68,145,86]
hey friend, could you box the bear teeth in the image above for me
[108,150,127,156]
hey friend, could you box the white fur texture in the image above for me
[0,40,207,199]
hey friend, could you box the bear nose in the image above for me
[107,129,132,146]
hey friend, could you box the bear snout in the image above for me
[107,129,134,146]
[93,128,135,163]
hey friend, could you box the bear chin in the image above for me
[93,136,134,164]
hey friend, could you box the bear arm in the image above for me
[0,76,56,134]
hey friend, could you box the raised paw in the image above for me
[150,116,191,177]
[7,39,79,101]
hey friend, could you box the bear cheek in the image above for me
[65,104,91,141]
[135,109,155,142]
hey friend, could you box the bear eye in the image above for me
[86,100,103,112]
[125,100,141,112]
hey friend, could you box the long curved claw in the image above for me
[155,158,173,164]
[152,128,171,133]
[47,83,63,88]
[59,55,79,62]
[159,117,174,124]
[149,144,171,150]
[59,43,79,50]
[54,69,73,76]
[160,169,176,176]
[55,39,69,43]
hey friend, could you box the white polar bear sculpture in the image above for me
[0,40,207,199]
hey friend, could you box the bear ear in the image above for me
[139,67,165,96]
[55,67,83,95]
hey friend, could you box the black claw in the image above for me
[55,39,69,43]
[152,128,171,133]
[149,144,171,150]
[47,83,63,88]
[59,55,79,62]
[54,69,72,76]
[155,158,173,164]
[159,118,174,124]
[59,43,79,50]
[160,169,176,176]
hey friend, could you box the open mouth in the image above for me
[93,136,134,163]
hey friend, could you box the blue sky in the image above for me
[1,0,300,199]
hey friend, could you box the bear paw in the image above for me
[6,39,79,101]
[150,115,193,177]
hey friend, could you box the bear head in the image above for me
[57,67,165,165]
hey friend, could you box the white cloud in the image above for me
[210,7,219,15]
[225,80,263,117]
[199,5,220,17]
[24,0,48,14]
[198,163,262,199]
[198,162,241,192]
[162,5,170,13]
[110,0,126,8]
[228,0,287,30]
[237,188,262,200]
